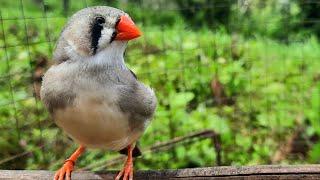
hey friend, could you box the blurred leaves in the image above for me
[306,83,320,135]
[0,0,320,171]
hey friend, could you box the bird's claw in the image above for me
[115,159,133,180]
[54,160,75,180]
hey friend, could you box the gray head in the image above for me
[54,6,141,63]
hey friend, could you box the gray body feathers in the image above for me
[40,6,156,150]
[41,58,157,149]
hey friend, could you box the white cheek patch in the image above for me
[98,28,114,50]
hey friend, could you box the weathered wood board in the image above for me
[1,165,320,179]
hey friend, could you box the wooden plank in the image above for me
[1,165,320,180]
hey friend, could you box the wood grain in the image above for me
[1,165,320,180]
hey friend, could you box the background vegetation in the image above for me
[0,0,320,171]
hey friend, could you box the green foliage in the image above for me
[306,83,320,136]
[0,0,320,171]
[297,0,320,38]
[231,0,299,40]
[175,0,235,28]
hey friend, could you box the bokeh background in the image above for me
[0,0,320,171]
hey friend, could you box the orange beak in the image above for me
[115,15,142,41]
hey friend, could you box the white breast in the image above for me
[42,51,148,150]
[54,93,143,150]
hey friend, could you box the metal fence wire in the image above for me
[0,0,319,171]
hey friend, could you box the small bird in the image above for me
[40,6,157,180]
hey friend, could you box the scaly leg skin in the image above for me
[54,145,86,180]
[115,144,134,180]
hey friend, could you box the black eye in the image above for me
[95,16,105,25]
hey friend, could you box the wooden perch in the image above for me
[1,165,320,179]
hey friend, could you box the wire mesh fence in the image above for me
[0,0,320,171]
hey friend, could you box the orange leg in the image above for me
[54,145,86,180]
[115,144,134,180]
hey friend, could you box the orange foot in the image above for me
[115,159,133,180]
[54,160,74,180]
[115,144,134,180]
[53,145,85,180]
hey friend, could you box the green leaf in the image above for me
[309,143,320,163]
[170,92,194,108]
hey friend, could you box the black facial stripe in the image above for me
[91,16,105,54]
[109,31,117,43]
[115,16,121,27]
[109,17,121,43]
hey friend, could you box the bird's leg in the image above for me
[115,144,135,180]
[54,145,86,180]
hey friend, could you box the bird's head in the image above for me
[54,6,141,63]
